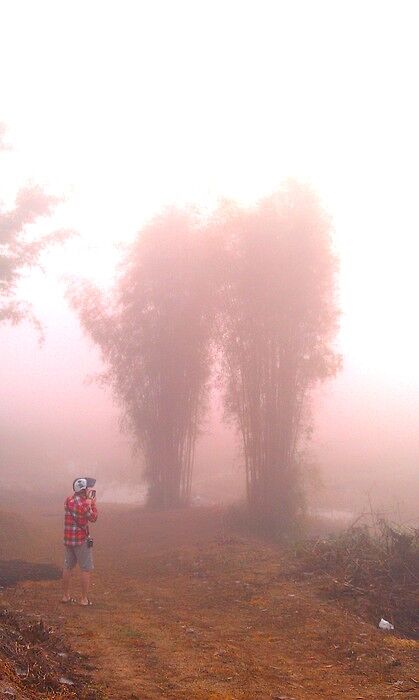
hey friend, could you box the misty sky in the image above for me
[1,1,418,505]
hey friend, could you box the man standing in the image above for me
[62,477,98,606]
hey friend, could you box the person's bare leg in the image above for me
[80,571,91,605]
[62,568,72,602]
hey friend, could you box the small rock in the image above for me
[388,656,401,667]
[59,676,75,686]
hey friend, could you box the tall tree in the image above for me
[0,124,68,328]
[71,208,216,508]
[215,182,340,531]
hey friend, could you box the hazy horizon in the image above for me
[1,1,418,522]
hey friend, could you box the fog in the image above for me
[1,194,418,527]
[1,282,418,523]
[2,9,419,700]
[1,1,418,525]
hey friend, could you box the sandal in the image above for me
[79,599,93,606]
[61,597,77,604]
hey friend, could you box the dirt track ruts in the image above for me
[1,507,417,699]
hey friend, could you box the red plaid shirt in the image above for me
[64,494,98,546]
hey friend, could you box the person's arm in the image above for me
[87,500,98,522]
[74,498,97,522]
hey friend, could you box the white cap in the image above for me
[73,478,87,492]
[73,477,96,492]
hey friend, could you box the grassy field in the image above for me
[1,504,418,699]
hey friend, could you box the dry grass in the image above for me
[0,607,102,699]
[290,518,419,639]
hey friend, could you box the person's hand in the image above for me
[85,498,92,506]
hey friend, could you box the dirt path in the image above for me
[2,508,417,699]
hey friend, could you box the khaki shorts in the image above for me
[64,541,94,572]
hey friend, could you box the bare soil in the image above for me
[0,506,418,699]
[0,561,60,588]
